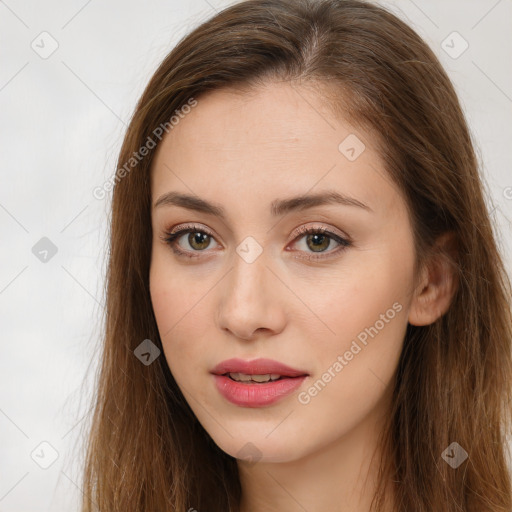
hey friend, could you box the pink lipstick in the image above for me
[211,358,308,407]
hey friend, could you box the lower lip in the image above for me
[212,374,307,407]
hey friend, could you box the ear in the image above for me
[408,232,459,326]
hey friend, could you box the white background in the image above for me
[0,0,511,510]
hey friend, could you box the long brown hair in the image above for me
[80,0,512,510]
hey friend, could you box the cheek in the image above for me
[290,246,413,347]
[290,275,409,452]
[294,241,413,402]
[150,246,197,334]
[149,253,213,382]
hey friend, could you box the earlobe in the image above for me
[408,232,459,326]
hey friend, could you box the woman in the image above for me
[81,0,512,510]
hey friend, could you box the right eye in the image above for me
[162,224,220,258]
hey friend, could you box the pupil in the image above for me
[189,232,209,250]
[307,233,329,252]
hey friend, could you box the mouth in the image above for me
[211,358,309,407]
[222,372,301,383]
[211,357,309,379]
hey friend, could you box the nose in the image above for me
[216,250,286,341]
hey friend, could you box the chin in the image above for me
[209,429,308,465]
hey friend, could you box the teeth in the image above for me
[228,372,281,383]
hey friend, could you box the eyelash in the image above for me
[161,223,352,261]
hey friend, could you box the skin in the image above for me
[149,81,456,511]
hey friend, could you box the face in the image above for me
[149,82,416,464]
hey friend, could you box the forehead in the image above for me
[159,82,343,156]
[150,82,401,219]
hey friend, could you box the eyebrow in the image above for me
[153,190,372,218]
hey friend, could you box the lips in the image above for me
[211,358,309,407]
[211,358,308,378]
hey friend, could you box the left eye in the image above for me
[162,225,351,260]
[288,227,351,260]
[293,228,343,253]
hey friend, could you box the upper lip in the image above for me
[211,358,309,377]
